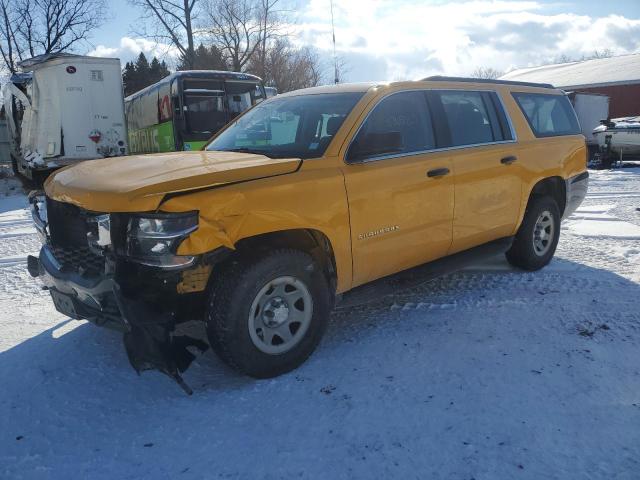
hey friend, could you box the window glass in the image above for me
[182,79,226,134]
[488,93,514,141]
[140,87,159,129]
[438,91,495,146]
[348,91,434,161]
[270,111,300,144]
[207,92,363,159]
[124,99,135,131]
[513,93,580,137]
[184,94,226,134]
[225,81,263,119]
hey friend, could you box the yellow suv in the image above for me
[28,77,588,392]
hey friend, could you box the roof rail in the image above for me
[422,76,555,89]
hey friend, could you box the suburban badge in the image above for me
[358,225,400,240]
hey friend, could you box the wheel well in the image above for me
[232,229,338,290]
[528,177,566,216]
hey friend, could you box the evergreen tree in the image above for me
[122,53,171,96]
[122,61,138,97]
[149,57,170,83]
[177,44,227,71]
[135,52,150,75]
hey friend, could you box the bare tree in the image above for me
[0,0,106,74]
[0,1,20,73]
[204,0,285,73]
[333,54,349,83]
[471,66,504,79]
[249,38,321,92]
[129,0,199,69]
[252,0,285,79]
[551,49,615,65]
[205,0,261,72]
[590,49,614,59]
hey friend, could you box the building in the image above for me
[501,53,640,118]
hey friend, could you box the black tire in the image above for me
[205,249,332,378]
[506,196,561,271]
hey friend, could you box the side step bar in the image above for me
[338,236,514,309]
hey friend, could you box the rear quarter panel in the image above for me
[499,86,587,230]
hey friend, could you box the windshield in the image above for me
[182,79,265,135]
[206,92,364,159]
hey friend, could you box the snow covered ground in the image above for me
[1,167,639,479]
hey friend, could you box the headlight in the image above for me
[126,212,198,268]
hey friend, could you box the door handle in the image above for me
[501,155,517,165]
[427,167,450,178]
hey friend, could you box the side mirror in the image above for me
[347,131,404,162]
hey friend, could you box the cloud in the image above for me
[296,1,640,80]
[350,36,367,48]
[605,19,640,52]
[86,1,640,81]
[88,37,179,65]
[468,19,572,51]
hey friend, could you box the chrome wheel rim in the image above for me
[248,276,313,355]
[533,210,555,256]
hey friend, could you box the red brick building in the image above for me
[501,53,640,118]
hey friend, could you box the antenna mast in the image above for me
[330,0,338,84]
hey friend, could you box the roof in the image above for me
[423,75,553,89]
[277,82,379,97]
[500,53,640,89]
[125,70,263,100]
[279,77,560,98]
[19,52,121,71]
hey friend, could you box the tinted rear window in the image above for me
[512,93,580,137]
[427,90,514,148]
[437,91,498,146]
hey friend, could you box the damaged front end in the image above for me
[27,192,221,394]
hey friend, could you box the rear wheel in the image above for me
[506,196,560,271]
[206,249,331,378]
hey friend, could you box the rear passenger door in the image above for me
[342,90,454,287]
[430,90,522,253]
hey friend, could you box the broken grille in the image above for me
[46,199,106,276]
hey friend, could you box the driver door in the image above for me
[342,90,455,288]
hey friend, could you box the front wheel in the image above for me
[206,249,331,378]
[506,196,561,271]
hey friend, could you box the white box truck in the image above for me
[2,53,127,183]
[568,92,610,146]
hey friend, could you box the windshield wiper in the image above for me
[217,148,292,159]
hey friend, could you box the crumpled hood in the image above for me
[44,151,301,212]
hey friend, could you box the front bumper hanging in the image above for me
[28,245,208,394]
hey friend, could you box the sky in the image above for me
[86,0,640,82]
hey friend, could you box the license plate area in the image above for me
[50,290,81,319]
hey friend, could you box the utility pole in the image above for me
[330,0,338,84]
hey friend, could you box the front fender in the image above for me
[159,165,353,292]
